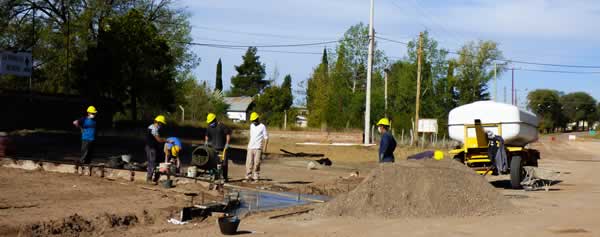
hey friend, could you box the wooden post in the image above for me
[414,32,424,146]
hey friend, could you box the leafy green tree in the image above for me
[254,74,294,126]
[186,81,228,121]
[74,9,176,120]
[307,48,330,128]
[560,92,597,130]
[338,22,388,93]
[406,31,448,82]
[215,58,223,91]
[527,89,564,133]
[454,40,504,105]
[1,0,198,97]
[281,74,293,110]
[230,47,267,96]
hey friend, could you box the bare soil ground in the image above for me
[158,135,600,237]
[2,132,600,236]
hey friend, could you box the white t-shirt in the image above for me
[248,123,268,149]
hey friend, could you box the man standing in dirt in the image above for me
[73,106,98,164]
[245,112,268,182]
[146,115,166,183]
[377,118,396,163]
[204,113,231,181]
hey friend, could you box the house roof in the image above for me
[224,97,254,112]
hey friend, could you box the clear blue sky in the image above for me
[176,0,600,107]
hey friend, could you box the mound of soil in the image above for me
[319,159,513,218]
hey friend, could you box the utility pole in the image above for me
[493,62,497,101]
[503,86,507,104]
[515,88,519,107]
[364,0,375,145]
[413,32,423,146]
[511,68,515,105]
[384,69,389,116]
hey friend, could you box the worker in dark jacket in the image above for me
[204,113,231,181]
[72,106,98,164]
[146,115,166,183]
[377,118,396,163]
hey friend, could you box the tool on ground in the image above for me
[280,149,324,157]
[520,166,561,191]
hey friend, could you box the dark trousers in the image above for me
[145,145,157,181]
[80,140,94,164]
[379,155,395,163]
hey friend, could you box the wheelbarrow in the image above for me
[520,166,561,191]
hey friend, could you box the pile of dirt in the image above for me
[319,159,513,218]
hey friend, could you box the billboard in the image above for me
[418,119,438,133]
[0,51,32,77]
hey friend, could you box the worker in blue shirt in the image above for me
[73,106,98,164]
[164,137,182,173]
[377,118,396,163]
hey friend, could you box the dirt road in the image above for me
[158,136,600,237]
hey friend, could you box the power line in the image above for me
[513,68,600,74]
[377,36,600,69]
[184,40,341,48]
[193,44,328,55]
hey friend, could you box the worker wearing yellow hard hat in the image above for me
[72,106,98,164]
[145,115,167,184]
[377,117,396,163]
[163,137,182,174]
[245,112,269,183]
[204,112,232,181]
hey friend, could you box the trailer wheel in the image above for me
[453,155,464,164]
[510,155,524,189]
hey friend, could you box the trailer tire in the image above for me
[510,155,524,189]
[453,155,463,164]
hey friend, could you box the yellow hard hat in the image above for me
[206,113,216,124]
[250,112,259,121]
[434,150,444,160]
[376,118,390,126]
[171,145,181,156]
[154,115,166,124]
[87,106,98,114]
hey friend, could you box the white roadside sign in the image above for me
[418,119,438,133]
[0,51,32,77]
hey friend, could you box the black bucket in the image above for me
[161,179,173,189]
[217,216,240,235]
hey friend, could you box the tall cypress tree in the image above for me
[215,58,223,91]
[230,47,267,96]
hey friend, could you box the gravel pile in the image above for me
[319,159,513,218]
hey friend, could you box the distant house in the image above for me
[224,97,255,122]
[293,106,309,128]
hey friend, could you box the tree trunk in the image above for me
[130,90,137,121]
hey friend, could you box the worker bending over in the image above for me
[146,115,166,183]
[164,137,182,174]
[204,113,231,181]
[377,118,397,163]
[245,112,268,182]
[73,106,98,164]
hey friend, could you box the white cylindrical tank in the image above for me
[448,101,539,146]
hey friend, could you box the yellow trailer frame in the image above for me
[449,120,539,188]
